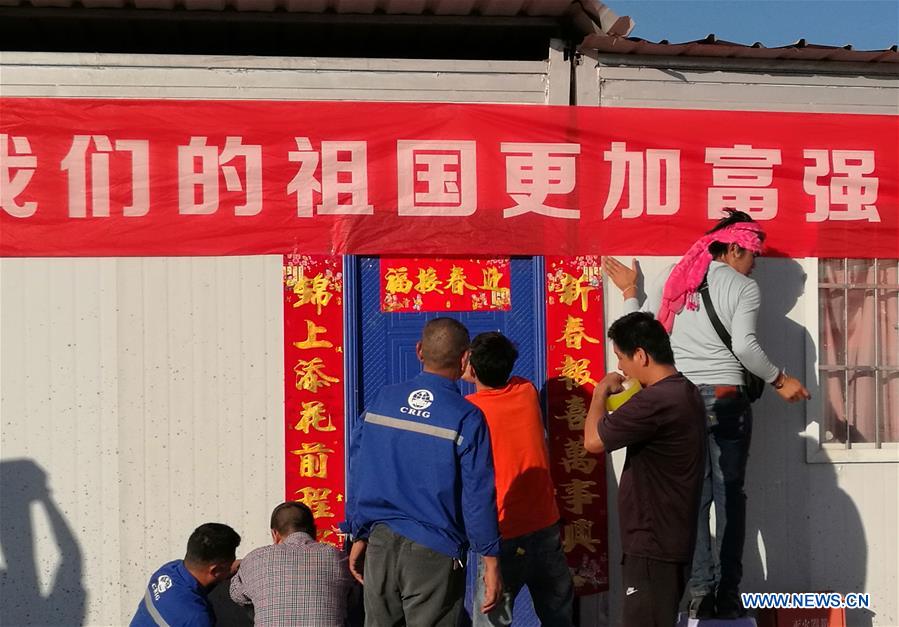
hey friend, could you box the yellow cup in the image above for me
[605,378,642,412]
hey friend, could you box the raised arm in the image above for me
[731,282,810,402]
[603,257,666,315]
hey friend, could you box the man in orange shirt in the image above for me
[464,332,574,627]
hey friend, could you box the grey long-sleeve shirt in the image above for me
[623,261,780,386]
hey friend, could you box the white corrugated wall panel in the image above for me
[1,259,122,626]
[1,256,284,626]
[0,53,551,103]
[588,63,899,114]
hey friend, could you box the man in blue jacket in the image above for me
[131,523,240,627]
[344,317,503,627]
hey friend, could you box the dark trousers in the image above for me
[621,555,687,627]
[688,386,753,599]
[363,524,464,627]
[472,523,574,627]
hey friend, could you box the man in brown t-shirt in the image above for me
[584,311,706,627]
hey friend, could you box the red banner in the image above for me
[545,256,609,595]
[283,254,345,546]
[380,257,510,312]
[2,98,896,258]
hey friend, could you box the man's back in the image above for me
[345,318,503,627]
[131,560,214,627]
[347,371,499,559]
[229,532,350,627]
[636,261,779,385]
[466,376,559,539]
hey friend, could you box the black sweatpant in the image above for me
[621,554,688,627]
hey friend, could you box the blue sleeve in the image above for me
[182,607,215,627]
[129,602,149,627]
[158,592,215,627]
[341,408,369,539]
[458,408,501,557]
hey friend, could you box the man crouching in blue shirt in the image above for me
[131,523,240,627]
[343,317,503,626]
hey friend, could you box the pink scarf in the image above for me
[657,223,765,332]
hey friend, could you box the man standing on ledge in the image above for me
[342,317,503,626]
[584,312,706,627]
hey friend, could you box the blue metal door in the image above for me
[345,256,545,626]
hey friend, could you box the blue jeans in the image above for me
[473,523,574,627]
[687,385,753,599]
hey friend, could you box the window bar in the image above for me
[843,258,851,450]
[873,259,881,449]
[819,282,886,289]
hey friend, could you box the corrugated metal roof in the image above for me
[0,0,636,41]
[581,33,899,65]
[1,0,600,17]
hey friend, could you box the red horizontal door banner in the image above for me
[380,257,511,312]
[283,254,346,546]
[1,98,896,258]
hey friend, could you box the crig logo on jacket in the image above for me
[402,389,434,417]
[152,574,173,600]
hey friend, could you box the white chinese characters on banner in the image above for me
[287,137,373,217]
[287,137,320,217]
[602,142,681,219]
[319,141,373,215]
[178,136,262,216]
[397,140,477,216]
[60,135,150,218]
[1,133,889,227]
[804,150,880,223]
[0,134,38,218]
[502,142,580,219]
[706,144,782,220]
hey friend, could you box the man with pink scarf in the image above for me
[604,210,810,619]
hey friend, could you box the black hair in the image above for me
[469,332,518,388]
[607,312,675,366]
[706,209,764,258]
[184,523,241,566]
[420,317,470,370]
[270,501,316,537]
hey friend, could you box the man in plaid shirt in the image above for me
[230,502,353,626]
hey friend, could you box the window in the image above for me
[813,258,898,462]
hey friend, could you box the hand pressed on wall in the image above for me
[603,257,639,296]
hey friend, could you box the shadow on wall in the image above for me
[746,258,871,626]
[540,377,612,626]
[0,459,86,627]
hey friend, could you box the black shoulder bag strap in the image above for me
[699,274,765,401]
[698,275,734,355]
